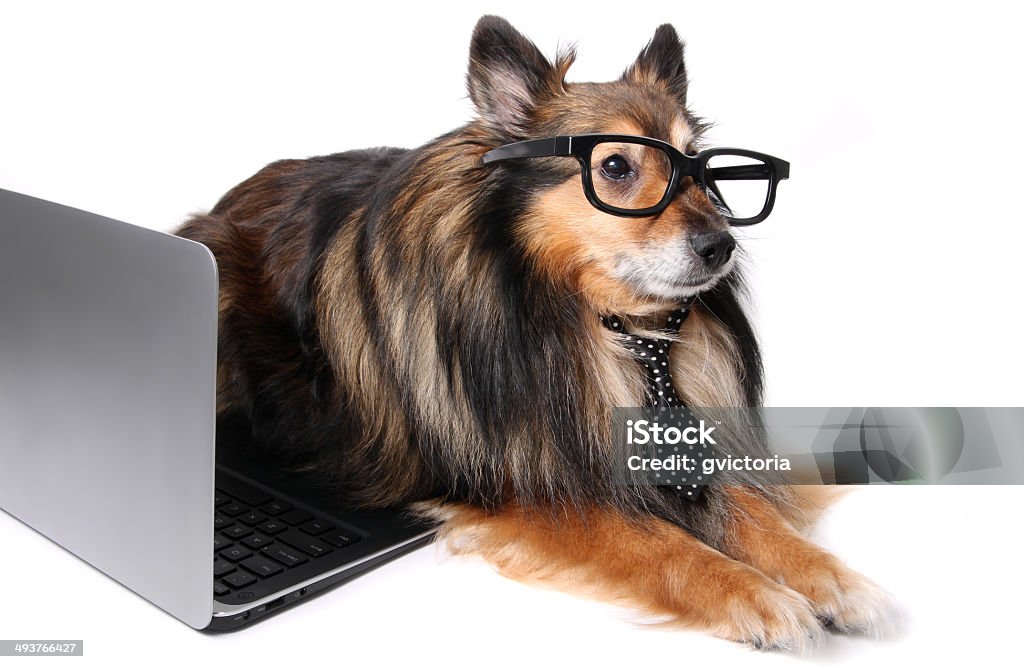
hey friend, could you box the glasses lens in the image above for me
[589,141,672,211]
[704,154,771,222]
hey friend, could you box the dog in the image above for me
[176,16,897,651]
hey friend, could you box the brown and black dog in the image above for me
[177,16,896,651]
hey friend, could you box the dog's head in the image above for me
[470,16,736,315]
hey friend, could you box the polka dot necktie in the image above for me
[601,297,711,501]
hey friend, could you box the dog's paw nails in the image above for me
[801,564,901,639]
[829,574,902,639]
[721,581,825,654]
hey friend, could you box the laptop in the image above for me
[0,188,436,631]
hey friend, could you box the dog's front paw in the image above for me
[713,571,825,653]
[789,561,901,639]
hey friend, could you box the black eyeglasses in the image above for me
[482,134,790,225]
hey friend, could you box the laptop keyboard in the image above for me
[213,473,361,598]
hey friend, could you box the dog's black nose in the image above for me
[689,231,736,271]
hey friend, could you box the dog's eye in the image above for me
[600,155,633,180]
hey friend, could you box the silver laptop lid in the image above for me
[0,188,217,629]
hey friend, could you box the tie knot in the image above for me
[601,304,692,337]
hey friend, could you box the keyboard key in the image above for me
[242,533,273,549]
[279,529,333,558]
[214,515,233,530]
[222,525,253,540]
[219,546,253,562]
[222,571,257,589]
[220,503,248,517]
[215,493,232,507]
[237,511,267,526]
[261,544,308,568]
[213,536,232,551]
[214,581,231,596]
[213,559,236,577]
[257,520,287,535]
[300,519,335,535]
[241,555,284,577]
[280,509,313,525]
[320,530,360,548]
[217,478,273,507]
[260,500,293,515]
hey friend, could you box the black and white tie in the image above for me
[602,297,711,500]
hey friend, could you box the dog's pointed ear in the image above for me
[467,16,569,138]
[623,24,688,105]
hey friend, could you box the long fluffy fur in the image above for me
[178,130,786,549]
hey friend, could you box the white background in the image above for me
[2,1,1022,666]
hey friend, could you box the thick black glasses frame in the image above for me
[481,134,790,225]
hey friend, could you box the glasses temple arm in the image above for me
[481,137,573,165]
[706,158,790,180]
